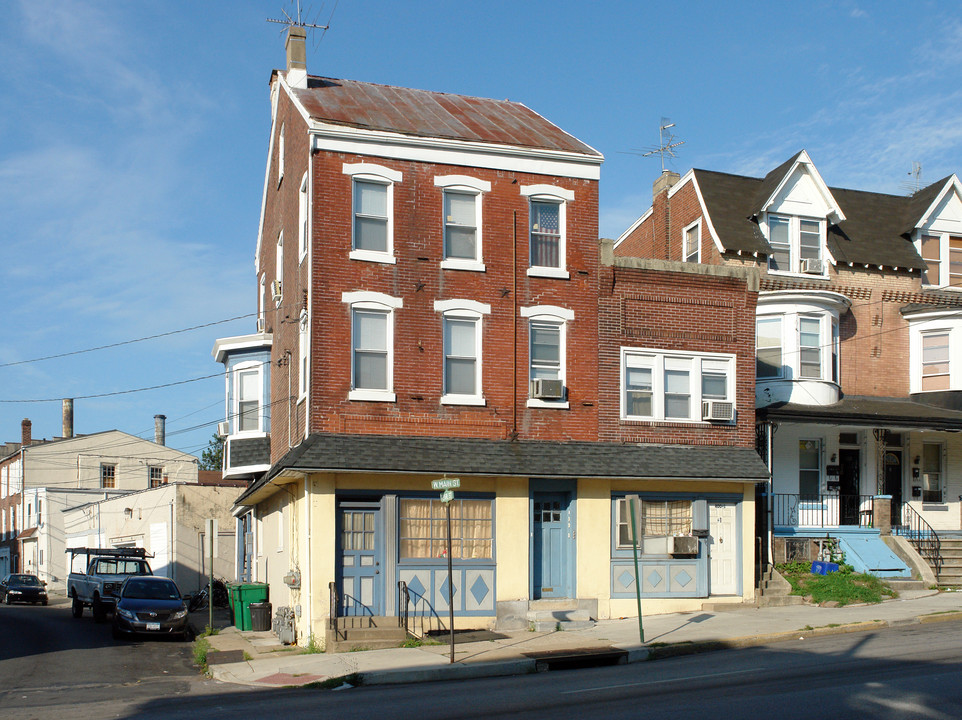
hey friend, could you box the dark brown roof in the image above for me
[692,163,947,270]
[292,76,601,157]
[758,395,962,431]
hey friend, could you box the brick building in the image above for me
[215,27,768,648]
[617,152,962,582]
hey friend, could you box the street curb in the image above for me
[360,658,539,686]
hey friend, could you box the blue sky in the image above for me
[2,0,961,458]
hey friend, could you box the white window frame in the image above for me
[920,330,951,392]
[798,439,822,499]
[298,310,309,401]
[757,316,784,379]
[277,123,285,186]
[621,348,735,423]
[435,300,491,406]
[766,213,826,276]
[343,163,402,265]
[435,176,489,272]
[521,305,573,408]
[233,361,265,435]
[275,231,284,306]
[101,463,116,489]
[798,315,823,379]
[298,172,309,262]
[918,231,962,289]
[522,184,574,279]
[683,219,701,263]
[342,291,403,402]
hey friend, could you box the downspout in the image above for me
[512,210,518,439]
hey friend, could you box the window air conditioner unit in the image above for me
[271,280,283,301]
[702,400,734,422]
[256,317,265,333]
[217,421,230,437]
[530,378,565,400]
[671,535,699,556]
[800,258,823,274]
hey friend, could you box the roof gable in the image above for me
[751,150,845,223]
[910,175,962,235]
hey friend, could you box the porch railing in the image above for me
[328,581,344,641]
[772,494,875,528]
[896,503,942,579]
[397,581,410,633]
[396,579,445,638]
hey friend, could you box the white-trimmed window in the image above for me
[757,313,839,382]
[342,291,403,402]
[235,363,263,433]
[522,185,573,279]
[922,442,944,503]
[277,123,285,185]
[435,300,490,405]
[149,466,164,489]
[767,214,825,275]
[274,231,284,305]
[298,311,309,400]
[298,173,309,261]
[621,348,735,422]
[522,305,573,408]
[799,439,821,499]
[344,163,402,264]
[921,331,950,391]
[920,233,962,288]
[683,220,700,263]
[101,463,116,489]
[436,176,489,271]
[615,497,693,555]
[798,316,822,379]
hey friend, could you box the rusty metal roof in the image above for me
[293,76,600,157]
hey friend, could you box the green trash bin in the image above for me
[231,583,269,631]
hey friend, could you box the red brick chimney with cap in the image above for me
[21,418,31,447]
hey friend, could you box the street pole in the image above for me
[209,524,214,632]
[446,499,454,664]
[626,494,645,644]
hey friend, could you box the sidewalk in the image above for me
[204,589,962,689]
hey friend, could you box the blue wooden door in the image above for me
[338,506,381,616]
[533,493,569,598]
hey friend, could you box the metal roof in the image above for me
[293,76,601,157]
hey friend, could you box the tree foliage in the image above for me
[199,432,224,471]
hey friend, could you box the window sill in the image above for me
[621,416,727,425]
[767,269,828,280]
[350,249,397,265]
[229,430,269,439]
[441,259,486,272]
[526,398,569,409]
[527,266,570,280]
[440,395,486,406]
[349,389,397,402]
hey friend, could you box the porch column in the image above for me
[873,495,892,536]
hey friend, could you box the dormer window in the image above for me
[767,215,824,274]
[920,233,962,288]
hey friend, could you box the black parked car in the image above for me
[112,576,191,641]
[0,574,48,605]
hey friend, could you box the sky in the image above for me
[2,0,962,459]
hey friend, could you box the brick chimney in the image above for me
[62,398,74,439]
[285,26,307,89]
[652,170,680,260]
[21,418,31,447]
[154,414,166,446]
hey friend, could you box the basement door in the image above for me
[708,502,738,595]
[338,504,382,616]
[532,492,572,599]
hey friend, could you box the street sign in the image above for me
[431,477,461,490]
[439,489,455,503]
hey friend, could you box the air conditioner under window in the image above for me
[256,317,265,333]
[671,535,699,556]
[702,400,734,422]
[271,280,283,301]
[217,421,230,437]
[800,258,824,274]
[530,378,565,400]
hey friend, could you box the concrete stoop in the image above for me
[704,568,803,612]
[526,599,596,631]
[326,616,409,653]
[935,538,962,588]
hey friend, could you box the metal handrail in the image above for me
[897,503,942,579]
[398,582,445,638]
[771,493,875,528]
[397,581,410,633]
[328,581,343,640]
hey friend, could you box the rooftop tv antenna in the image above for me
[267,0,334,48]
[900,161,923,195]
[620,118,686,172]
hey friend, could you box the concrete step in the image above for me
[885,578,927,592]
[527,608,595,632]
[326,636,408,653]
[757,594,806,608]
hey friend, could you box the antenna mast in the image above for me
[620,118,686,172]
[900,161,922,195]
[267,1,330,36]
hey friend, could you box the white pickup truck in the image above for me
[66,548,153,622]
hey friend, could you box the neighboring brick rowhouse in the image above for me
[598,244,759,447]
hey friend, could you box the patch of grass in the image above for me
[193,637,211,672]
[197,625,219,638]
[301,673,363,690]
[243,651,253,661]
[349,646,371,652]
[302,633,324,654]
[400,636,442,648]
[776,562,896,606]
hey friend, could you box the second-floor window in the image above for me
[237,367,261,432]
[298,173,309,260]
[683,220,700,263]
[921,332,950,391]
[436,300,490,406]
[768,214,824,274]
[343,291,403,402]
[149,466,164,488]
[622,349,734,422]
[101,464,116,489]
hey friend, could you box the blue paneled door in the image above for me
[338,505,382,616]
[533,493,570,598]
